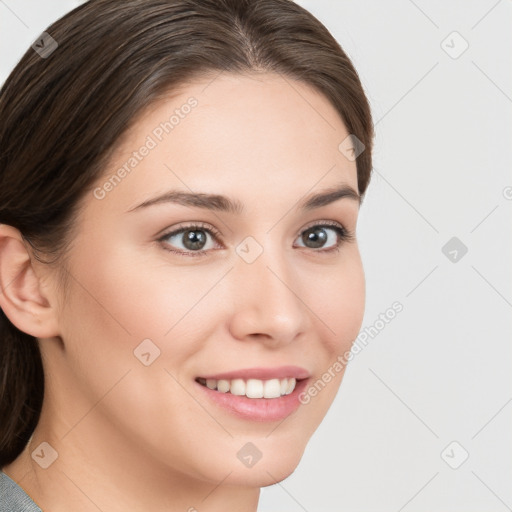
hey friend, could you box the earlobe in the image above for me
[0,223,60,338]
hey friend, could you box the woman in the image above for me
[0,0,374,510]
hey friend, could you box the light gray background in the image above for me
[1,1,511,511]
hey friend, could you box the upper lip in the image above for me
[198,365,310,381]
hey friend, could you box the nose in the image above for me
[227,244,310,347]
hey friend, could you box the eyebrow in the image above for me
[127,183,360,214]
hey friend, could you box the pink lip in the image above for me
[198,365,310,381]
[195,378,309,422]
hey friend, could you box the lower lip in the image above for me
[195,379,309,422]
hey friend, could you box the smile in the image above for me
[194,366,310,422]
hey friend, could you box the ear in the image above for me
[0,224,60,338]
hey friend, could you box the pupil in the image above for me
[304,227,327,248]
[184,230,206,250]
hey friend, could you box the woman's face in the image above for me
[41,72,365,489]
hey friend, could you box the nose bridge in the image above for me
[229,237,308,343]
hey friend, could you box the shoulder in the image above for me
[0,471,42,512]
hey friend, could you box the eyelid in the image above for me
[298,219,347,236]
[157,221,222,241]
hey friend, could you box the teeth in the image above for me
[217,379,230,393]
[280,378,288,395]
[263,379,281,399]
[246,379,264,398]
[230,379,246,396]
[198,377,298,399]
[285,378,296,395]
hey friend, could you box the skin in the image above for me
[0,72,365,512]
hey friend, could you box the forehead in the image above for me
[91,72,358,214]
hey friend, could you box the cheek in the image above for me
[306,249,366,356]
[57,240,222,402]
[64,240,203,340]
[293,249,365,412]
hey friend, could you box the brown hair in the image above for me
[0,0,374,467]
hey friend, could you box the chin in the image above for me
[214,437,307,488]
[226,461,302,489]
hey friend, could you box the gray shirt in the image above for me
[0,472,41,512]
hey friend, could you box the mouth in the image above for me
[194,366,310,422]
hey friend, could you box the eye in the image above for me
[294,222,352,252]
[158,222,221,256]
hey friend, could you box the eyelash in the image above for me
[157,221,355,257]
[157,220,354,258]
